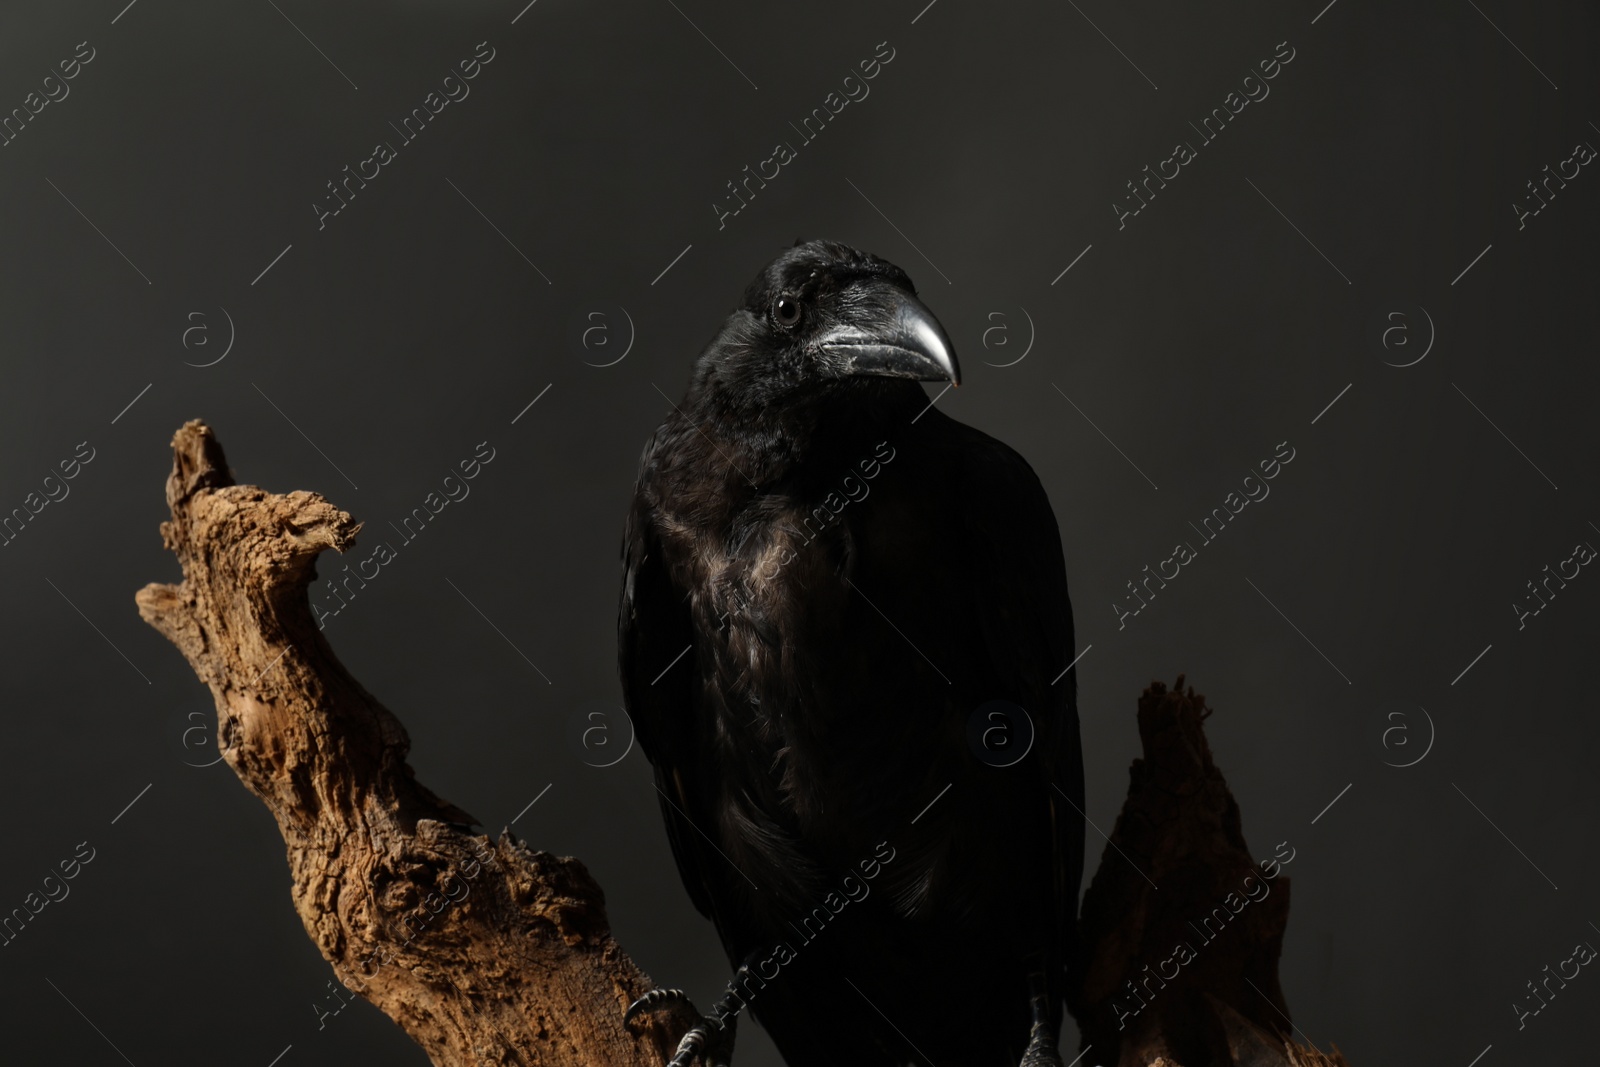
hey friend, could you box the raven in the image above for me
[620,240,1084,1067]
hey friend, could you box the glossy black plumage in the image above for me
[619,240,1084,1067]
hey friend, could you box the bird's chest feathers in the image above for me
[683,474,905,727]
[667,439,901,661]
[698,493,858,688]
[656,439,928,817]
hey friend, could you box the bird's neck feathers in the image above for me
[678,321,923,482]
[679,370,920,488]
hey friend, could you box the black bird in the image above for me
[620,240,1084,1067]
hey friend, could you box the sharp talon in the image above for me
[624,974,739,1065]
[667,1027,708,1067]
[625,987,695,1026]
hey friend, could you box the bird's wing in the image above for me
[952,422,1086,964]
[618,489,718,922]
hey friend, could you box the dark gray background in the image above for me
[2,0,1596,1062]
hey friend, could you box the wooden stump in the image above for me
[1067,678,1351,1067]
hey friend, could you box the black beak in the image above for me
[817,284,961,386]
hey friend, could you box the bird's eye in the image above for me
[773,297,803,328]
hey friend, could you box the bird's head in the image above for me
[690,240,960,409]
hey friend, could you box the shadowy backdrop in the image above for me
[1,0,1596,1063]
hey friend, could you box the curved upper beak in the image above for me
[818,285,961,386]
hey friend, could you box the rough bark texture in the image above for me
[1067,677,1352,1067]
[135,420,696,1067]
[136,421,1350,1067]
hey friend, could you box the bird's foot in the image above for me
[1018,967,1065,1067]
[625,988,737,1067]
[1019,1030,1066,1067]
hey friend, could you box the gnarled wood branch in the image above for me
[135,420,694,1066]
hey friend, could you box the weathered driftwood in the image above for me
[137,421,1348,1067]
[135,420,696,1066]
[1068,678,1351,1067]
